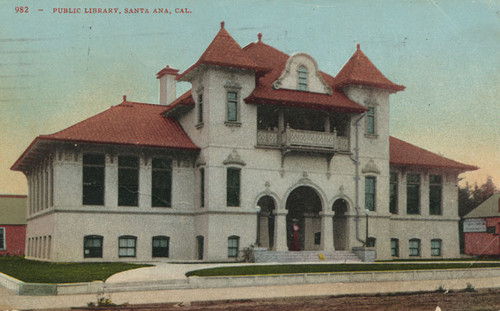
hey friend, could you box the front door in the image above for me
[285,186,322,251]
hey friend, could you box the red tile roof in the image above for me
[177,22,266,80]
[390,136,477,171]
[242,40,366,113]
[162,90,195,117]
[333,44,405,93]
[11,100,199,171]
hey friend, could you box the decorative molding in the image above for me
[223,149,246,166]
[264,181,271,195]
[224,79,242,90]
[195,154,206,167]
[362,159,380,175]
[299,171,312,184]
[272,52,332,94]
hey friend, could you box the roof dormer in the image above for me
[272,52,332,95]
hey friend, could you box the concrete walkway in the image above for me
[106,262,246,283]
[1,262,500,310]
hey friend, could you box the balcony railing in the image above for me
[257,128,349,152]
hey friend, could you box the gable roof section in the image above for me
[0,195,27,225]
[242,40,366,113]
[390,136,478,171]
[177,22,265,81]
[333,44,405,93]
[12,100,199,171]
[464,193,500,218]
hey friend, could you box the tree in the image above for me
[458,176,497,217]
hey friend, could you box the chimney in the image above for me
[156,65,179,105]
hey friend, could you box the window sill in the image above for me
[152,206,172,208]
[225,121,241,127]
[364,133,379,139]
[196,122,204,129]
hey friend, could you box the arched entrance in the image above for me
[285,186,322,251]
[257,196,276,250]
[332,198,349,250]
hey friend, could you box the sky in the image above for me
[0,0,498,195]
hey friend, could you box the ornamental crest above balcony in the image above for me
[272,52,332,94]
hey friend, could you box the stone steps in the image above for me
[253,249,362,263]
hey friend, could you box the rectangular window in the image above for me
[314,232,321,245]
[365,176,376,211]
[118,236,137,257]
[429,175,442,215]
[152,236,169,258]
[118,156,139,206]
[152,158,172,207]
[84,235,103,258]
[198,93,203,124]
[82,154,105,205]
[0,228,5,250]
[227,168,241,207]
[366,107,375,135]
[200,168,205,208]
[298,66,308,91]
[228,236,239,257]
[431,239,442,256]
[406,174,420,215]
[391,238,399,257]
[227,91,238,122]
[390,172,398,214]
[409,239,420,256]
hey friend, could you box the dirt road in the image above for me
[63,289,500,311]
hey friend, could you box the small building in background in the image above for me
[463,193,500,257]
[0,195,27,256]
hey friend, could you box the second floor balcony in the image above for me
[256,106,351,153]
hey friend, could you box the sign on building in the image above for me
[463,218,487,233]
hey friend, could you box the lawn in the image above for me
[185,262,500,277]
[0,256,151,283]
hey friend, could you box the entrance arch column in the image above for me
[320,211,335,251]
[273,209,288,251]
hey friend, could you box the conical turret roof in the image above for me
[333,44,405,93]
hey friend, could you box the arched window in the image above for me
[152,236,170,258]
[228,235,240,258]
[298,65,308,91]
[409,238,421,256]
[431,239,442,256]
[118,235,137,258]
[84,235,103,258]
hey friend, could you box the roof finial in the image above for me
[220,21,225,29]
[356,43,360,50]
[123,95,127,102]
[257,33,262,42]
